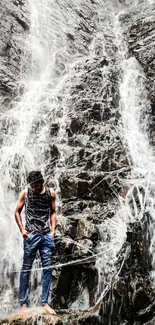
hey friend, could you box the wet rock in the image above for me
[77,314,101,325]
[89,103,102,121]
[0,0,29,107]
[132,287,150,311]
[50,123,60,136]
[59,175,78,199]
[68,117,86,136]
[77,179,91,198]
[61,199,106,225]
[1,307,62,325]
[62,200,85,216]
[53,267,98,310]
[100,58,108,67]
[57,310,101,325]
[65,122,129,173]
[101,211,155,325]
[64,215,98,243]
[135,302,155,322]
[144,318,155,325]
[50,144,60,161]
[0,309,101,325]
[60,169,122,202]
[119,3,155,128]
[65,216,79,239]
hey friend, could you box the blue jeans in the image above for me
[19,233,55,306]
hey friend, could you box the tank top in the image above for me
[25,187,52,234]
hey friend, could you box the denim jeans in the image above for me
[19,233,55,306]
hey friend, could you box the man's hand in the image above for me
[52,229,56,237]
[21,228,29,239]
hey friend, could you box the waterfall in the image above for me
[118,3,155,274]
[0,0,77,314]
[0,0,101,314]
[93,0,155,311]
[0,0,154,319]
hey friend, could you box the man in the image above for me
[15,171,57,315]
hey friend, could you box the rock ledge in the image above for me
[0,307,62,325]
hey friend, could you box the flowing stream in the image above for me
[0,0,154,318]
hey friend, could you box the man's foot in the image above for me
[42,304,56,315]
[20,305,28,314]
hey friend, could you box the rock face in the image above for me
[0,0,155,325]
[51,6,128,316]
[100,216,155,325]
[0,0,29,108]
[52,2,155,324]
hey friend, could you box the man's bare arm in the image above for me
[50,190,57,237]
[15,189,28,238]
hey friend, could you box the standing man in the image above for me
[15,171,57,315]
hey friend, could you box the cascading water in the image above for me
[0,0,104,315]
[117,2,155,273]
[93,0,155,313]
[0,0,85,314]
[0,0,155,321]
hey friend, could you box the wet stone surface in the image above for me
[119,2,155,131]
[0,0,29,107]
[0,308,102,325]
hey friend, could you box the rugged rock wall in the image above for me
[99,3,155,325]
[0,0,29,108]
[51,3,128,317]
[53,2,155,324]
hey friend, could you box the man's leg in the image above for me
[39,233,56,314]
[19,234,41,309]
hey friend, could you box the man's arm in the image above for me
[15,189,29,238]
[50,190,57,237]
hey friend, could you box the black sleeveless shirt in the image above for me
[25,187,52,234]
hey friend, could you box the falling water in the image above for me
[0,0,105,315]
[118,2,155,277]
[94,0,155,311]
[0,0,155,319]
[0,0,88,314]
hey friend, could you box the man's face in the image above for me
[31,182,43,193]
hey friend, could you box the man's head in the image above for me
[27,171,44,193]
